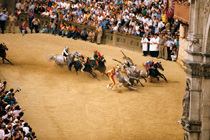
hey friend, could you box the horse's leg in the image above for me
[160,74,168,83]
[143,77,147,82]
[68,63,72,71]
[103,72,108,77]
[90,72,97,78]
[74,66,79,74]
[2,58,4,64]
[138,79,144,87]
[156,77,160,81]
[124,84,137,90]
[4,57,13,65]
[125,78,132,86]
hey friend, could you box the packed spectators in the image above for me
[13,0,180,60]
[0,80,37,140]
[0,0,183,60]
[14,0,180,36]
[177,0,191,6]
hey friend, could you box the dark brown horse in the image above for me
[0,43,13,65]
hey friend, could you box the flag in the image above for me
[166,0,175,19]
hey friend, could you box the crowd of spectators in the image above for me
[14,0,180,36]
[141,31,179,61]
[1,0,183,60]
[177,0,190,6]
[13,0,180,59]
[0,80,37,140]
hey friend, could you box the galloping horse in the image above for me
[115,67,138,90]
[66,52,80,66]
[125,66,147,87]
[50,52,80,66]
[0,43,13,65]
[147,62,168,82]
[68,57,97,78]
[89,56,107,75]
[50,54,66,65]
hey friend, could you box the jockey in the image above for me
[78,54,87,72]
[93,50,102,66]
[62,46,70,62]
[123,60,131,69]
[106,65,118,89]
[145,60,154,72]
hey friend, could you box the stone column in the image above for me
[181,0,210,140]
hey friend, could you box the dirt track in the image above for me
[0,34,185,140]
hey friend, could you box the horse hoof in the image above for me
[107,84,110,89]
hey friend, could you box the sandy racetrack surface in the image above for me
[0,34,185,140]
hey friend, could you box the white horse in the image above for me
[50,54,66,65]
[50,52,80,66]
[115,67,137,90]
[126,66,148,82]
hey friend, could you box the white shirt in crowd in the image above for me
[97,15,104,21]
[16,2,21,9]
[23,126,29,135]
[0,129,5,140]
[147,19,153,26]
[42,11,50,16]
[20,3,25,10]
[155,27,159,34]
[123,27,129,33]
[0,82,3,90]
[171,52,177,61]
[166,40,175,50]
[150,37,159,51]
[144,0,151,6]
[141,37,148,51]
[123,14,130,22]
[137,15,143,21]
[158,21,165,29]
[153,19,158,26]
[142,17,148,24]
[113,25,119,31]
[129,13,135,17]
[50,14,57,19]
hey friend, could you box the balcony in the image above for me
[174,2,190,24]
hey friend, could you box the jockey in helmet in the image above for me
[123,60,131,69]
[106,65,118,90]
[93,50,102,66]
[62,46,70,62]
[145,60,154,72]
[78,54,87,72]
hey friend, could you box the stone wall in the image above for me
[180,0,210,140]
[177,24,189,69]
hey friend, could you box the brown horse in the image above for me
[0,43,13,65]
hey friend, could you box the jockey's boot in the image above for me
[63,57,67,63]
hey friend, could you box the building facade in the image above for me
[177,0,210,140]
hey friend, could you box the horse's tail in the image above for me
[49,54,56,61]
